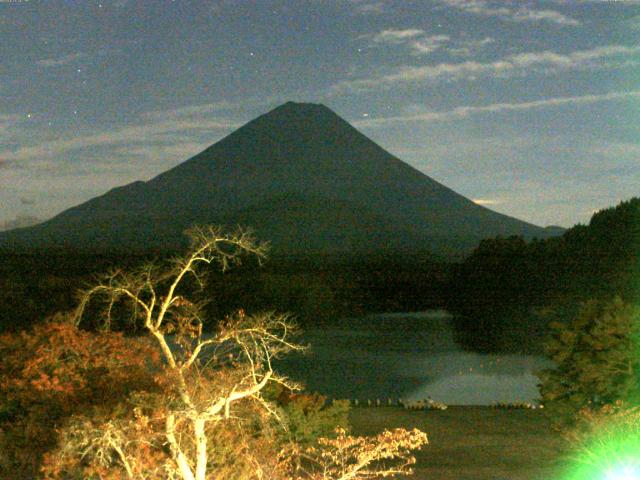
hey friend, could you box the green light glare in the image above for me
[604,463,640,480]
[561,429,640,480]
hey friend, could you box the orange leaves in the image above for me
[2,318,160,405]
[1,317,430,480]
[0,317,162,477]
[29,371,68,393]
[305,427,428,480]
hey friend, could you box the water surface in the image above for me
[275,311,551,405]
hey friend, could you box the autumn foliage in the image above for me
[0,314,161,478]
[0,226,428,479]
[302,427,428,480]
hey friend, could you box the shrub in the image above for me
[275,388,350,446]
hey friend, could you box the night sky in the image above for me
[1,0,639,230]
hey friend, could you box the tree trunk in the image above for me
[194,417,208,480]
[166,414,196,480]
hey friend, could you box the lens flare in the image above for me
[604,463,640,480]
[562,433,640,480]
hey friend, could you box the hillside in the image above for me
[448,197,640,353]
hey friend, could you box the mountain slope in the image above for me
[0,102,559,256]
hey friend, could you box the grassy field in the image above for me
[349,406,571,480]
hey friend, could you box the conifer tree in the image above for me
[539,296,640,425]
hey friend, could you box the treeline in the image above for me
[447,197,640,353]
[6,198,636,344]
[0,248,450,333]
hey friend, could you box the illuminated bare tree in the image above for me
[56,225,428,480]
[73,226,304,480]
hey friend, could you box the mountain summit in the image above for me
[0,102,557,256]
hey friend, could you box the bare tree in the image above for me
[61,225,428,480]
[73,226,304,480]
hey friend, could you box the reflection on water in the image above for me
[274,311,551,405]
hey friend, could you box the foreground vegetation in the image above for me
[0,227,428,479]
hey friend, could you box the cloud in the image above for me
[140,96,281,121]
[0,97,279,178]
[35,48,120,69]
[370,29,426,44]
[472,198,502,206]
[141,101,237,121]
[508,7,581,25]
[437,0,580,26]
[355,90,640,126]
[0,215,41,232]
[365,29,451,55]
[333,44,640,92]
[507,45,640,67]
[447,36,494,56]
[351,0,386,14]
[409,35,452,55]
[0,117,238,165]
[36,52,85,67]
[111,141,212,167]
[364,29,494,57]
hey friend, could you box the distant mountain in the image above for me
[0,102,561,257]
[543,225,567,236]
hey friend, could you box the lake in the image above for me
[275,310,552,406]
